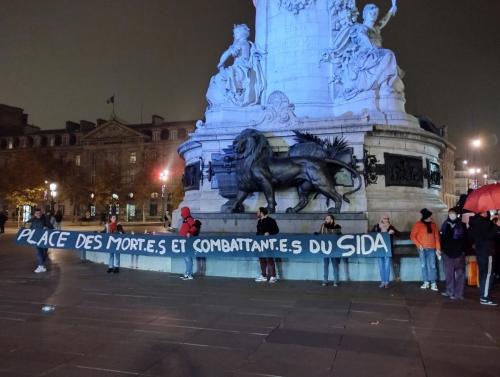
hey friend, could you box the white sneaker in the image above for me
[269,277,278,284]
[420,282,430,289]
[34,266,46,273]
[255,275,267,282]
[181,275,194,280]
[180,274,188,279]
[430,283,438,291]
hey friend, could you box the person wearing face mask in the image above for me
[410,208,441,291]
[440,208,466,299]
[372,215,399,288]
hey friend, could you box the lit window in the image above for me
[75,155,81,166]
[8,140,13,149]
[151,192,159,199]
[130,152,137,164]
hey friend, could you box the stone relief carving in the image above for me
[279,0,316,14]
[206,24,266,109]
[254,91,299,129]
[182,163,201,191]
[384,153,423,188]
[426,160,442,188]
[322,0,405,101]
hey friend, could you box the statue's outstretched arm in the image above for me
[217,47,234,70]
[378,0,397,30]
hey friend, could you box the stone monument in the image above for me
[82,1,451,282]
[177,0,447,236]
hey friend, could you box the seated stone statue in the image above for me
[329,2,405,101]
[206,24,265,109]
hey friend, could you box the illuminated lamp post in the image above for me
[49,183,57,212]
[159,169,170,218]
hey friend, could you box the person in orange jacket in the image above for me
[410,208,442,291]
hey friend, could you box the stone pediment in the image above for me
[82,120,147,143]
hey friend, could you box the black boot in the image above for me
[106,267,113,273]
[113,267,120,274]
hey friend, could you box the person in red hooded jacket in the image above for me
[179,207,200,280]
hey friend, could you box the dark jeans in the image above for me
[443,254,465,298]
[36,247,48,266]
[477,254,494,300]
[323,258,340,283]
[259,258,276,278]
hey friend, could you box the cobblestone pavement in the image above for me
[0,231,499,377]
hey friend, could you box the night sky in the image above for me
[0,0,498,169]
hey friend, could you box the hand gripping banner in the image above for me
[16,229,392,259]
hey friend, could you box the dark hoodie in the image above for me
[179,207,198,237]
[440,218,466,258]
[469,214,496,257]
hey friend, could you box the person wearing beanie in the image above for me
[410,208,441,291]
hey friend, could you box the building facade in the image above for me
[0,104,194,222]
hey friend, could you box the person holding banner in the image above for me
[29,208,53,273]
[410,208,441,292]
[372,215,399,288]
[105,215,123,273]
[320,215,342,287]
[179,207,201,280]
[255,207,279,283]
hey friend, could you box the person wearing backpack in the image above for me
[179,207,201,280]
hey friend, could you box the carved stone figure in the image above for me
[324,0,405,101]
[206,24,265,109]
[279,0,316,14]
[227,129,362,213]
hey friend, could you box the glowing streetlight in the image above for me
[471,139,481,148]
[159,169,170,216]
[49,182,57,211]
[463,160,468,165]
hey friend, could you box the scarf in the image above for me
[421,219,433,234]
[378,220,391,232]
[324,222,338,230]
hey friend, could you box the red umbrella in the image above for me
[464,183,500,213]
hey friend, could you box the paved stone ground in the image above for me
[1,229,499,377]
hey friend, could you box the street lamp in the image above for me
[463,160,468,165]
[49,183,57,212]
[471,139,481,148]
[159,169,170,217]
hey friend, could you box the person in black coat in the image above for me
[469,212,497,305]
[255,207,279,283]
[493,215,500,280]
[0,210,7,233]
[440,208,466,299]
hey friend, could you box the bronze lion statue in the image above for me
[228,129,361,213]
